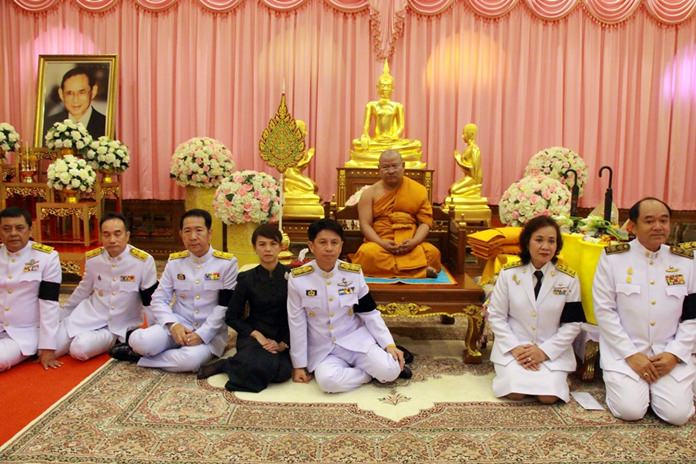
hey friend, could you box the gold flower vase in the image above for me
[226,222,259,268]
[101,170,115,184]
[184,187,223,250]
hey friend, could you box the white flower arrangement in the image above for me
[46,154,97,192]
[499,175,571,226]
[170,137,235,188]
[0,122,21,152]
[524,146,588,196]
[44,119,93,153]
[213,170,281,224]
[85,136,130,173]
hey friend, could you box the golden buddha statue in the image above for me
[445,123,491,224]
[346,61,425,169]
[283,120,324,218]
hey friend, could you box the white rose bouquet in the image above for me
[213,170,281,224]
[85,136,130,173]
[170,137,235,188]
[46,154,97,192]
[499,175,571,226]
[44,119,93,153]
[524,146,588,196]
[0,122,21,153]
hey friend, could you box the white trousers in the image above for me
[0,328,70,372]
[604,368,696,425]
[129,324,213,373]
[313,344,401,393]
[67,327,118,361]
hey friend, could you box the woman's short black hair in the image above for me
[251,223,282,246]
[519,215,563,265]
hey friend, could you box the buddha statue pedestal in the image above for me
[444,196,492,225]
[283,198,324,218]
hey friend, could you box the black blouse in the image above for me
[225,263,290,345]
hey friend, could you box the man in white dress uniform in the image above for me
[117,209,237,372]
[62,212,158,360]
[593,197,696,425]
[287,219,407,393]
[0,207,68,371]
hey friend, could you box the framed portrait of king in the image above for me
[34,55,118,147]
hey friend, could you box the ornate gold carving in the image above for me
[5,186,48,198]
[40,206,98,219]
[580,339,600,382]
[377,302,433,317]
[258,93,306,173]
[61,261,83,276]
[99,185,121,199]
[462,304,484,364]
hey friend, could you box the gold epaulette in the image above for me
[679,241,696,251]
[130,247,150,261]
[291,265,314,277]
[86,247,103,259]
[169,250,189,260]
[32,243,54,254]
[670,246,694,259]
[339,262,361,273]
[605,243,630,255]
[503,261,523,270]
[213,250,234,260]
[555,262,577,277]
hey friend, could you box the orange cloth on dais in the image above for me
[352,177,441,278]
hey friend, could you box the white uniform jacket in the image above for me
[150,247,237,357]
[63,245,158,340]
[0,241,62,354]
[593,240,696,381]
[488,261,584,372]
[287,260,395,373]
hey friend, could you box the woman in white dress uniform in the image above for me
[488,216,585,404]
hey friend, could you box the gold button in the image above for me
[7,289,12,294]
[326,281,331,286]
[195,280,200,284]
[195,295,200,300]
[531,327,536,331]
[649,260,654,265]
[329,325,334,330]
[650,321,656,326]
[650,280,655,285]
[5,307,9,312]
[112,264,116,268]
[531,311,537,317]
[329,312,335,317]
[651,300,656,305]
[112,291,116,296]
[195,310,199,314]
[98,291,104,297]
[197,265,202,269]
[7,275,12,279]
[329,297,334,302]
[10,258,15,263]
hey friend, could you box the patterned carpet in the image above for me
[2,319,696,463]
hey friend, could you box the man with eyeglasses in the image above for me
[351,150,441,278]
[44,67,106,140]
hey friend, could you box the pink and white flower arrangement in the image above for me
[0,122,20,153]
[213,170,281,224]
[499,175,571,226]
[169,137,235,188]
[85,136,130,173]
[46,154,97,192]
[44,119,93,153]
[524,146,588,196]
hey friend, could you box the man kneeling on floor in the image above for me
[287,218,411,393]
[62,212,158,360]
[111,209,237,372]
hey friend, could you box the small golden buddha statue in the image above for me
[283,120,324,218]
[346,61,425,169]
[445,123,491,224]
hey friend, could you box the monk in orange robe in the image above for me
[352,150,442,278]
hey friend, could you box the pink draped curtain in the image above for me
[3,0,696,209]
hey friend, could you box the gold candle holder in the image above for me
[19,148,37,183]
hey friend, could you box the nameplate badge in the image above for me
[205,272,220,281]
[665,274,685,286]
[177,274,186,280]
[120,275,135,282]
[306,289,317,296]
[553,286,568,295]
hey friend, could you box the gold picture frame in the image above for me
[34,55,118,147]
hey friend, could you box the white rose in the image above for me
[70,178,81,188]
[59,172,71,184]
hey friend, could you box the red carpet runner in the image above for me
[0,353,110,445]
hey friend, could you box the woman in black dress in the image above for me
[197,224,292,392]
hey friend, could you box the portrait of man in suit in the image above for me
[34,55,117,147]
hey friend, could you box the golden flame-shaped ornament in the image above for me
[259,93,306,174]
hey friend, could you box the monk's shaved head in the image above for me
[379,150,404,166]
[378,150,405,189]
